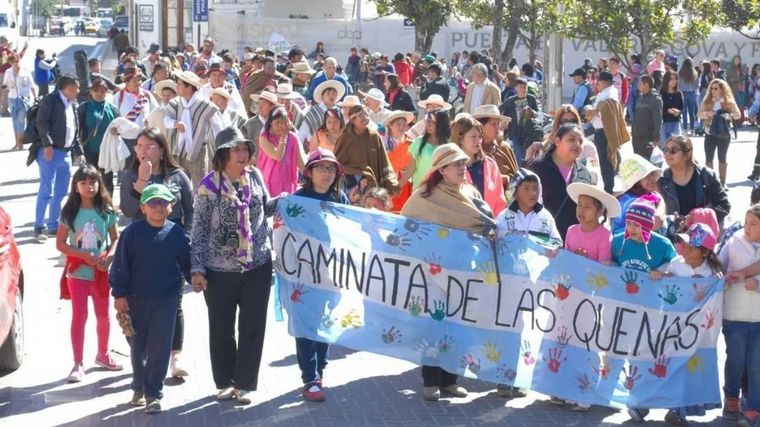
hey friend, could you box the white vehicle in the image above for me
[0,4,19,47]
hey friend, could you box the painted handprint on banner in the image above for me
[403,218,430,239]
[594,353,611,380]
[482,341,502,362]
[702,308,716,329]
[478,262,499,285]
[461,353,482,374]
[273,212,284,229]
[385,231,412,250]
[437,335,456,353]
[381,326,402,344]
[339,310,363,328]
[285,203,305,218]
[407,296,424,317]
[544,348,567,373]
[427,300,445,321]
[620,271,639,294]
[622,365,641,390]
[556,326,571,348]
[290,282,308,303]
[648,354,670,378]
[577,373,592,392]
[553,274,572,300]
[415,339,439,358]
[658,284,682,305]
[496,365,517,382]
[521,340,536,365]
[425,254,442,275]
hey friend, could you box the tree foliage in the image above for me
[371,0,453,53]
[30,0,58,18]
[560,0,719,70]
[721,0,760,39]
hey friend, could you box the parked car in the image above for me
[84,19,98,35]
[0,206,23,370]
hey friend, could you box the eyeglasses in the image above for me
[313,165,337,174]
[145,199,171,208]
[663,147,682,155]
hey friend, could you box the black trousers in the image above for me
[704,134,730,164]
[203,261,272,390]
[422,366,458,387]
[594,129,618,194]
[38,83,49,98]
[83,150,114,196]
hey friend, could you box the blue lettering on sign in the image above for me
[193,0,208,22]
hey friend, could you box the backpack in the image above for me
[23,100,40,145]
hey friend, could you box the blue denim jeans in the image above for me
[723,320,760,411]
[128,295,178,399]
[660,121,682,147]
[9,97,28,135]
[296,337,329,384]
[35,147,71,230]
[682,91,697,131]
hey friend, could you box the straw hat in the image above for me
[453,112,472,122]
[153,79,177,96]
[210,87,231,101]
[567,182,622,218]
[314,80,345,104]
[174,70,203,88]
[382,110,414,128]
[471,104,511,125]
[417,94,452,111]
[250,91,282,107]
[430,143,470,173]
[615,154,662,194]
[337,95,361,108]
[359,88,389,106]
[292,61,316,75]
[275,83,299,100]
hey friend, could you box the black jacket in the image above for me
[420,77,450,102]
[499,94,543,148]
[36,90,81,156]
[386,88,415,112]
[527,144,592,239]
[659,163,731,225]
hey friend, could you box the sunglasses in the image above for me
[663,147,682,155]
[145,199,171,208]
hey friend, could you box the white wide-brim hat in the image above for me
[417,94,452,111]
[250,91,282,107]
[615,154,662,194]
[174,70,203,88]
[359,88,389,106]
[567,182,622,218]
[471,104,511,125]
[314,80,346,104]
[382,110,414,128]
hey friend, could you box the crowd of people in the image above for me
[14,36,759,426]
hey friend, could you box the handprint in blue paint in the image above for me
[427,300,445,321]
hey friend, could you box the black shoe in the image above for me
[33,227,48,242]
[749,173,760,181]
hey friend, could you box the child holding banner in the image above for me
[293,147,349,401]
[565,182,621,264]
[612,196,677,273]
[629,222,723,424]
[718,205,760,426]
[495,168,562,247]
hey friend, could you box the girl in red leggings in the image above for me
[55,165,122,382]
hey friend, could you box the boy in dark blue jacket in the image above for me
[110,184,191,414]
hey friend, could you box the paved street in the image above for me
[0,37,755,426]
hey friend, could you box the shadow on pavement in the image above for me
[0,177,40,186]
[0,192,39,203]
[0,372,132,419]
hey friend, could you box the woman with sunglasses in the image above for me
[659,135,730,230]
[119,127,194,379]
[697,78,741,186]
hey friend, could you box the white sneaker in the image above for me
[67,363,85,383]
[170,355,188,378]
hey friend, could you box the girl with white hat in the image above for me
[382,110,415,211]
[565,182,621,264]
[611,154,665,235]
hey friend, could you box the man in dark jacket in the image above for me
[500,78,542,166]
[419,63,449,102]
[34,75,81,241]
[631,74,663,159]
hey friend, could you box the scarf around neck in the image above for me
[197,170,255,269]
[401,181,495,235]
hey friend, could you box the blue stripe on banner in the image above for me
[274,195,724,409]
